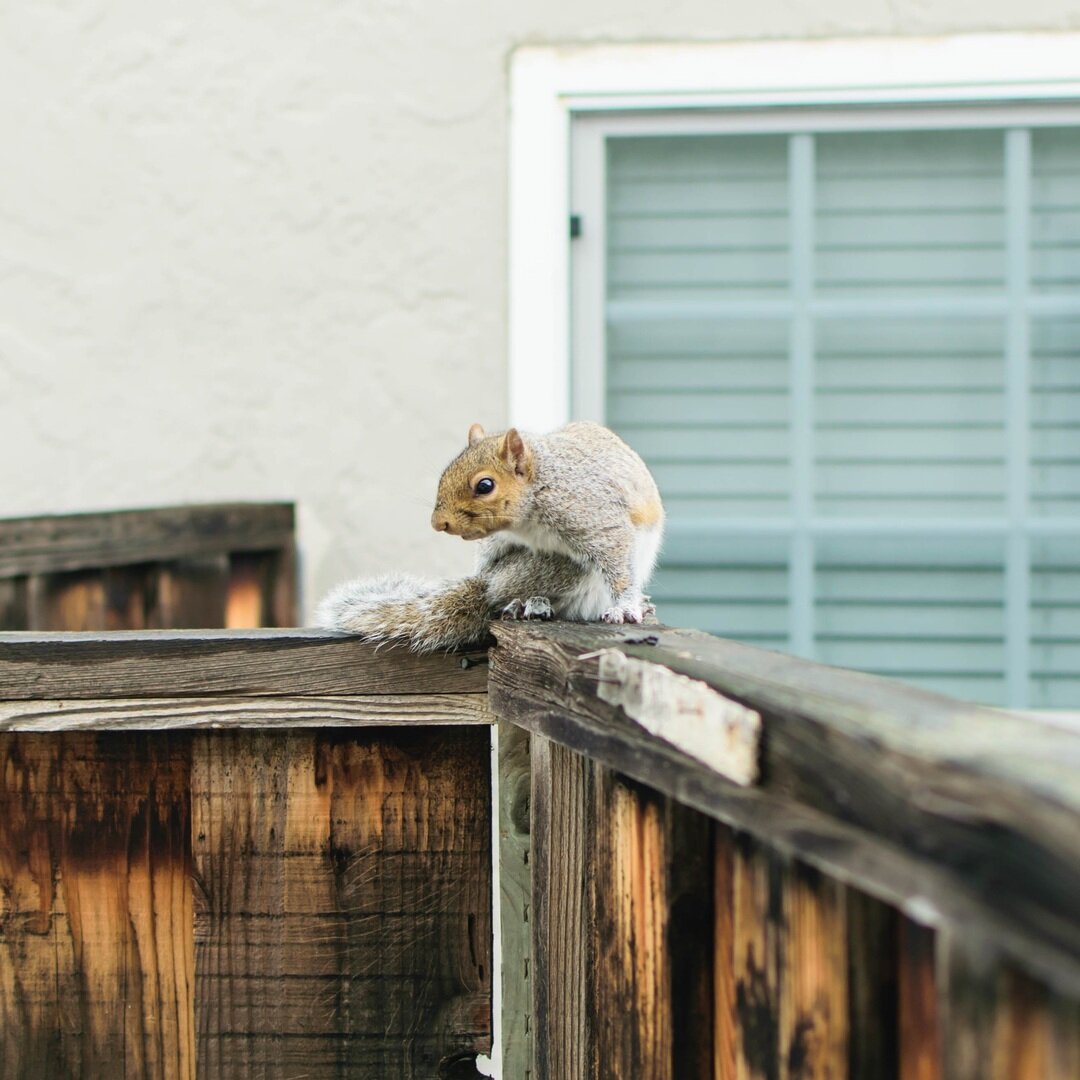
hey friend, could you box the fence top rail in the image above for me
[0,628,489,701]
[0,502,295,577]
[488,620,1080,996]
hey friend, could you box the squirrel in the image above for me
[315,421,665,652]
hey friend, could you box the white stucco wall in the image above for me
[2,2,1078,618]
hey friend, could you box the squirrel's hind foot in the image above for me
[501,596,554,621]
[602,602,645,625]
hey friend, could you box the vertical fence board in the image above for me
[0,575,29,629]
[591,769,673,1080]
[0,732,193,1080]
[715,825,739,1080]
[29,571,108,631]
[530,737,591,1080]
[899,919,942,1080]
[193,728,492,1080]
[780,864,848,1080]
[734,835,782,1080]
[226,554,271,629]
[847,889,899,1080]
[499,721,532,1080]
[150,558,229,629]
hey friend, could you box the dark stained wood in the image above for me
[0,629,490,700]
[29,571,109,631]
[192,727,492,1079]
[103,565,151,630]
[487,621,1080,999]
[498,721,532,1080]
[148,558,229,629]
[530,737,591,1080]
[0,576,30,629]
[715,825,738,1080]
[0,503,295,577]
[590,768,673,1080]
[847,890,899,1080]
[0,732,194,1079]
[899,920,941,1080]
[779,863,848,1080]
[733,835,782,1080]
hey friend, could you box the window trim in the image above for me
[507,32,1080,431]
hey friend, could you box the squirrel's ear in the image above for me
[500,428,531,476]
[468,423,486,446]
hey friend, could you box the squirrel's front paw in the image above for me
[523,596,553,620]
[602,603,643,625]
[501,597,554,621]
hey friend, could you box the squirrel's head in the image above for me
[431,423,533,540]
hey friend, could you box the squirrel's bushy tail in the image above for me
[315,572,492,652]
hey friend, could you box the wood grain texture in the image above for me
[192,727,492,1079]
[715,825,738,1080]
[498,721,532,1080]
[530,737,591,1080]
[0,732,194,1080]
[899,920,941,1080]
[0,629,490,700]
[0,693,494,732]
[148,558,229,630]
[488,622,1080,999]
[780,864,848,1080]
[734,835,782,1080]
[591,769,673,1080]
[0,503,295,577]
[847,889,899,1080]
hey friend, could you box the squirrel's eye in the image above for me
[474,478,495,496]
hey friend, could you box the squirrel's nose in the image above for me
[431,512,449,532]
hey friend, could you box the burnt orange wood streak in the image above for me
[0,732,194,1080]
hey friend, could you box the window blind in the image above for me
[601,123,1080,707]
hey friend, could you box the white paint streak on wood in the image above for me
[594,649,761,786]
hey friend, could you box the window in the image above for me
[572,115,1080,708]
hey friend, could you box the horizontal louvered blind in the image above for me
[599,122,1080,708]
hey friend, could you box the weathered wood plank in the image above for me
[149,558,229,629]
[0,576,30,630]
[192,728,492,1079]
[0,629,489,700]
[530,737,591,1080]
[591,769,673,1080]
[488,622,1080,998]
[0,503,295,577]
[499,721,532,1080]
[0,732,194,1079]
[0,693,493,732]
[780,863,848,1080]
[29,571,108,631]
[715,825,738,1080]
[899,920,941,1080]
[733,834,782,1080]
[847,890,899,1080]
[225,553,270,629]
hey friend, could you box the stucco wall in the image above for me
[2,2,1078,618]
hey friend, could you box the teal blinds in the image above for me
[601,124,1080,707]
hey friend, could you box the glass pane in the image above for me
[1031,317,1080,517]
[607,135,789,302]
[814,318,1007,517]
[1032,127,1080,294]
[815,129,1006,297]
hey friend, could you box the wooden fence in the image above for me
[0,631,493,1079]
[490,622,1080,1080]
[1,617,1078,1077]
[0,503,297,631]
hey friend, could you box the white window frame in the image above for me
[507,31,1080,432]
